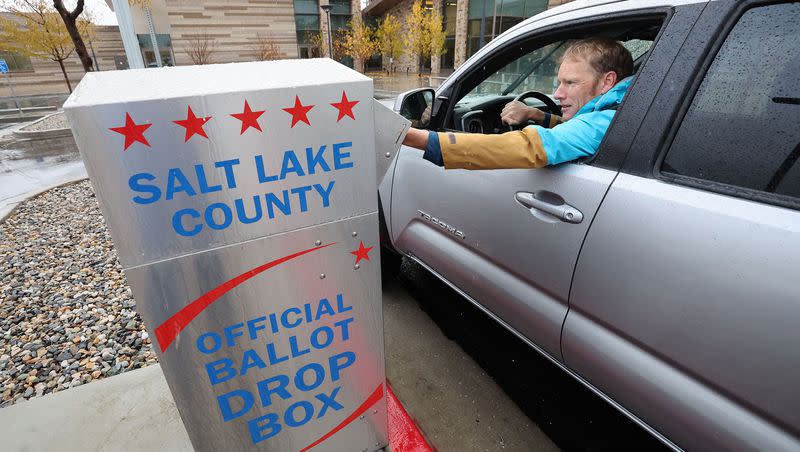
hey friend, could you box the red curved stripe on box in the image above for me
[154,243,335,353]
[299,384,384,452]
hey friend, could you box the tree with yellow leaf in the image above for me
[251,33,284,61]
[404,1,446,76]
[375,14,402,73]
[308,29,347,60]
[308,31,330,58]
[404,1,431,75]
[0,0,93,92]
[428,8,446,67]
[340,16,376,73]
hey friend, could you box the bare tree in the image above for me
[52,0,94,72]
[184,31,215,65]
[251,33,283,61]
[0,0,92,92]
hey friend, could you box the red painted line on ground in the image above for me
[154,242,336,353]
[387,383,435,452]
[299,384,384,452]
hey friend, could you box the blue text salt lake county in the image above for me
[199,293,357,444]
[126,141,354,237]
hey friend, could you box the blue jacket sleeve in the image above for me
[422,130,444,166]
[536,110,615,165]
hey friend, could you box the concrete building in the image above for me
[113,0,572,73]
[0,0,573,97]
[105,0,362,66]
[362,0,572,74]
[0,19,124,96]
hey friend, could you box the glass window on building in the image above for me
[0,51,33,72]
[467,0,548,57]
[294,0,352,64]
[295,0,320,58]
[295,0,318,14]
[136,34,175,67]
[330,0,352,67]
[330,0,350,16]
[441,0,457,70]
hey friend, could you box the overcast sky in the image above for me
[85,0,118,25]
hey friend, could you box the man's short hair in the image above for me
[563,37,634,80]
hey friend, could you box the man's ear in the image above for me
[601,71,618,93]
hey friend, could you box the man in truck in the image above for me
[402,37,634,169]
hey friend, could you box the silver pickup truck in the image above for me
[377,0,800,450]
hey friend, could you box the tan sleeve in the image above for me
[437,128,548,170]
[545,114,563,129]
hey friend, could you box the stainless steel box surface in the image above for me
[64,59,388,451]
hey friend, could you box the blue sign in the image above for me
[0,59,9,74]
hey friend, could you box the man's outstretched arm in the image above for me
[402,127,549,170]
[401,110,614,170]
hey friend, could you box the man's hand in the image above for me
[402,127,429,150]
[500,101,544,126]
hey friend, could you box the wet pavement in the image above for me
[0,152,86,220]
[395,258,671,452]
[368,72,446,99]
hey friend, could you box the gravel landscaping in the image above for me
[21,112,69,132]
[0,180,157,407]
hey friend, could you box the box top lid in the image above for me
[64,58,370,108]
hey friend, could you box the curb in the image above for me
[0,176,90,225]
[12,112,71,140]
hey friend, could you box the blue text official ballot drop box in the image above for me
[63,59,410,451]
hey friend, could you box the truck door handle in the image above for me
[515,191,584,224]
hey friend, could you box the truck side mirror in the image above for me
[394,88,434,129]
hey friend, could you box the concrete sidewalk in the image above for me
[0,365,192,451]
[0,151,87,222]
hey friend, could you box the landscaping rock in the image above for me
[0,181,158,406]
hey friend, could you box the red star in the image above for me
[350,241,374,265]
[230,100,265,134]
[282,95,314,127]
[331,91,359,122]
[173,106,211,142]
[109,113,151,151]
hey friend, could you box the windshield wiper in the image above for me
[502,41,566,96]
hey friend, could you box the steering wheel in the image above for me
[507,90,562,130]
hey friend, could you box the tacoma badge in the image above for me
[417,210,466,239]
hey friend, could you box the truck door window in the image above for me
[661,2,800,207]
[448,21,660,135]
[463,40,568,100]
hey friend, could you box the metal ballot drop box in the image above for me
[64,59,409,451]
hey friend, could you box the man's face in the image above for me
[553,56,605,121]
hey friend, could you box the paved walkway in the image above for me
[0,365,192,451]
[0,153,87,222]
